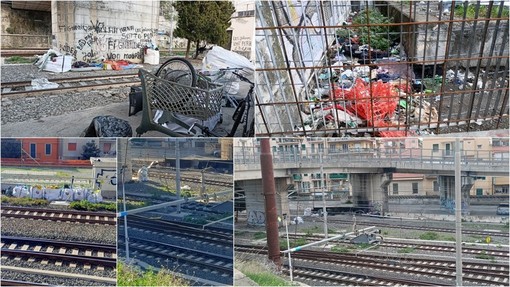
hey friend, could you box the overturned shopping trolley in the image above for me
[135,69,223,136]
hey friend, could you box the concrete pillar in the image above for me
[439,175,474,214]
[240,178,289,226]
[350,173,390,214]
[117,138,133,183]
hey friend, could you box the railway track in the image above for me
[327,218,509,237]
[236,244,509,286]
[149,170,232,187]
[284,234,509,258]
[1,236,116,270]
[1,73,140,98]
[284,265,443,286]
[0,279,49,286]
[1,206,116,225]
[119,215,233,285]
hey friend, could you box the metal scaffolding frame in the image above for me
[255,0,509,137]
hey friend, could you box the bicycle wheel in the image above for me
[155,57,197,87]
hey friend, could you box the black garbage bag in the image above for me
[81,115,133,137]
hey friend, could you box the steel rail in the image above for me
[236,244,508,285]
[0,280,49,286]
[125,214,233,236]
[1,206,116,225]
[1,236,116,253]
[284,265,445,286]
[1,76,140,98]
[118,235,232,274]
[1,73,139,89]
[1,249,116,268]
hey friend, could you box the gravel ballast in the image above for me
[1,217,116,245]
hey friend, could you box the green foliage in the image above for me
[55,171,71,178]
[355,243,373,249]
[172,1,235,57]
[118,261,187,286]
[352,9,396,50]
[475,251,495,261]
[419,231,439,240]
[244,272,290,286]
[5,56,36,64]
[443,236,456,242]
[331,245,353,253]
[280,238,307,250]
[183,215,208,225]
[253,231,266,240]
[69,200,116,212]
[117,200,148,211]
[81,140,101,160]
[454,4,509,19]
[1,196,49,206]
[398,247,415,253]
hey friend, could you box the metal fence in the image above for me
[255,0,509,137]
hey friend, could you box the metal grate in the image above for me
[255,0,509,137]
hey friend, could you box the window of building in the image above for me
[45,144,51,155]
[68,143,77,151]
[477,144,482,149]
[432,144,439,152]
[342,143,348,151]
[301,144,306,150]
[103,143,111,153]
[412,182,419,194]
[433,181,439,192]
[237,10,255,17]
[392,183,398,195]
[30,143,36,158]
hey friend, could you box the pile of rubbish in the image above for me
[299,27,440,137]
[6,185,103,203]
[34,44,151,73]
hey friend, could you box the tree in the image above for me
[172,1,235,58]
[81,140,101,160]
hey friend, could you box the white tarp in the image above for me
[87,191,103,203]
[12,186,30,198]
[62,188,74,201]
[31,186,45,199]
[73,188,88,201]
[202,46,255,75]
[45,189,62,201]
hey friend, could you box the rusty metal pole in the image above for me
[260,138,281,268]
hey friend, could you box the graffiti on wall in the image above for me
[95,168,117,191]
[231,35,252,52]
[59,20,157,61]
[247,210,265,225]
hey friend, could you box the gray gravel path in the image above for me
[1,217,116,245]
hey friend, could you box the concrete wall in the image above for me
[1,3,51,48]
[239,178,289,226]
[53,1,159,62]
[230,0,255,60]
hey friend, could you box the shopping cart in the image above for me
[135,68,223,137]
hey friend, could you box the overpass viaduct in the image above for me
[234,149,509,225]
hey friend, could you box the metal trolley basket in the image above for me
[135,69,223,136]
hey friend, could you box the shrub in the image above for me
[352,9,397,51]
[1,197,49,206]
[419,231,439,240]
[69,200,116,212]
[118,261,187,286]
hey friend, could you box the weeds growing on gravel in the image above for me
[253,231,266,240]
[1,196,48,206]
[245,272,290,286]
[118,262,187,286]
[419,231,439,240]
[69,200,116,212]
[398,247,415,254]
